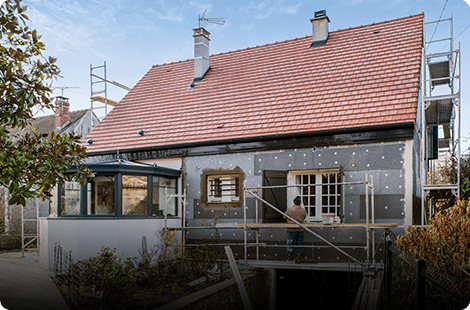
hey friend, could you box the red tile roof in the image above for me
[85,13,423,153]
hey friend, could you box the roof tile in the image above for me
[85,13,424,153]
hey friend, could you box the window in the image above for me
[207,175,239,203]
[57,159,181,218]
[87,176,115,215]
[122,176,148,215]
[200,167,245,209]
[152,177,177,216]
[60,180,81,215]
[290,170,342,222]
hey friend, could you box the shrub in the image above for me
[397,201,470,278]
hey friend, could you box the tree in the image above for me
[0,0,90,206]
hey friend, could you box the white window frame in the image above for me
[288,169,341,223]
[207,174,240,203]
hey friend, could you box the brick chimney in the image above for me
[193,27,210,82]
[55,96,70,129]
[310,10,330,48]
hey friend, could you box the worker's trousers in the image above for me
[286,231,304,256]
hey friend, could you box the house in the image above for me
[39,11,428,270]
[1,97,99,248]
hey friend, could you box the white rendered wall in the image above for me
[39,218,182,270]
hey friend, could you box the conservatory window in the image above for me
[152,177,177,216]
[60,180,81,215]
[122,176,148,215]
[86,176,115,215]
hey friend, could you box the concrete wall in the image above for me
[39,217,182,270]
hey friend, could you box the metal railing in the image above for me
[383,238,470,310]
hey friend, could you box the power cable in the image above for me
[426,0,449,51]
[437,22,470,52]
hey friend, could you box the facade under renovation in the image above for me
[39,10,462,285]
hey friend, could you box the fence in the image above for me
[383,236,470,310]
[53,243,83,309]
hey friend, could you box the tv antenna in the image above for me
[51,86,80,97]
[198,9,225,28]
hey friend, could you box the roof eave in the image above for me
[86,122,416,156]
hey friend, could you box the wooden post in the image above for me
[225,246,253,310]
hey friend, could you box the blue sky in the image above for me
[20,0,470,148]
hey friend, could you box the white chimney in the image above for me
[310,10,330,48]
[193,27,210,82]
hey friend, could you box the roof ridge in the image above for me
[335,12,424,33]
[150,12,424,68]
[207,13,424,59]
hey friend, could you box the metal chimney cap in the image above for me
[314,10,327,18]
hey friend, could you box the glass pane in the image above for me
[153,176,177,216]
[309,207,316,217]
[337,173,341,183]
[159,177,176,188]
[309,196,315,206]
[160,187,176,216]
[329,173,335,183]
[122,176,148,215]
[337,196,341,205]
[329,196,335,205]
[61,181,81,215]
[337,208,341,216]
[303,186,308,195]
[310,174,315,184]
[322,196,328,205]
[322,185,328,195]
[303,175,308,184]
[329,207,335,213]
[303,197,308,206]
[322,173,328,184]
[330,185,335,194]
[296,175,301,184]
[322,207,328,213]
[87,176,115,215]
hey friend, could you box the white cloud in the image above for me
[463,0,470,8]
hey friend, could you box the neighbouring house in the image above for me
[40,11,428,270]
[1,96,99,248]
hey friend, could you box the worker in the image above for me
[284,196,307,263]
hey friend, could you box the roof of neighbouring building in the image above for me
[9,110,90,138]
[84,13,424,154]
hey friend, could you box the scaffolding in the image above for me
[166,175,397,269]
[21,199,39,257]
[90,61,130,119]
[421,13,462,224]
